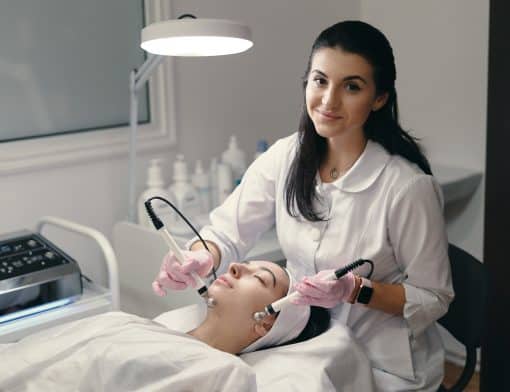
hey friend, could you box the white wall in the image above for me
[360,0,489,259]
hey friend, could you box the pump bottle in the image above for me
[167,155,202,236]
[192,160,210,214]
[217,162,233,205]
[221,135,246,186]
[137,159,176,229]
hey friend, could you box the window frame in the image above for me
[0,0,176,176]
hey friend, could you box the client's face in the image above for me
[208,260,288,324]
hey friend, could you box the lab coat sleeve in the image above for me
[190,137,290,274]
[388,175,455,337]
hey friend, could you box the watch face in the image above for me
[357,285,373,304]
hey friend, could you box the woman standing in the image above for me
[153,20,454,391]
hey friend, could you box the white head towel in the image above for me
[241,268,310,353]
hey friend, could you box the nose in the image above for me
[228,262,247,279]
[321,86,341,110]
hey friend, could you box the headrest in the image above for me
[241,267,310,353]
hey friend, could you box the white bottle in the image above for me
[137,158,176,229]
[209,157,219,209]
[191,160,210,214]
[217,162,233,204]
[221,135,247,186]
[167,155,202,236]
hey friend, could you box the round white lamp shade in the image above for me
[141,18,253,56]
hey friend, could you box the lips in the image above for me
[317,109,342,120]
[216,275,233,288]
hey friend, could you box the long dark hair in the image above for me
[285,20,432,221]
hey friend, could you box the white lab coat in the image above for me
[198,133,454,391]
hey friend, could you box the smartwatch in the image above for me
[356,277,373,304]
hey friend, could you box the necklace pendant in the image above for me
[330,168,339,180]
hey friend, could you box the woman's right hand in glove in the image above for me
[152,249,214,296]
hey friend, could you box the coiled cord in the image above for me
[144,196,217,280]
[333,258,374,279]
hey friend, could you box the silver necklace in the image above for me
[329,167,339,180]
[329,161,355,180]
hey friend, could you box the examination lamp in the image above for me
[128,15,253,222]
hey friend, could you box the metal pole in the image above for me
[127,54,164,223]
[128,69,138,223]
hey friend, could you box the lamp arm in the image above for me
[127,54,164,223]
[133,54,164,92]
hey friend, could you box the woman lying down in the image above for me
[0,261,330,391]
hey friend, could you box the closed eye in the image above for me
[254,274,267,287]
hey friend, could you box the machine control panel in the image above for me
[0,234,71,281]
[0,230,83,321]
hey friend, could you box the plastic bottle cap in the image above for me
[147,158,165,188]
[229,135,238,149]
[173,154,188,182]
[256,139,269,152]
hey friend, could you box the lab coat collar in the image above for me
[321,140,391,193]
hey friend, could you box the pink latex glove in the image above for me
[152,249,214,296]
[291,270,357,308]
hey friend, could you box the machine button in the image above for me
[0,245,11,254]
[27,239,38,247]
[45,251,55,259]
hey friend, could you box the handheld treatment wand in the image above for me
[145,199,216,307]
[253,259,373,321]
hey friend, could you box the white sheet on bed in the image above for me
[155,304,375,391]
[0,311,256,392]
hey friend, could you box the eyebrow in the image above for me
[245,261,277,288]
[311,69,367,85]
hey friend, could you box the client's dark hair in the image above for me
[277,306,330,347]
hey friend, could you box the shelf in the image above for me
[0,281,112,343]
[432,163,483,204]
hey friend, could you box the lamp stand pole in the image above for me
[128,53,165,222]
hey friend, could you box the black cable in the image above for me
[145,196,217,280]
[81,274,93,283]
[333,258,374,279]
[177,14,197,20]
